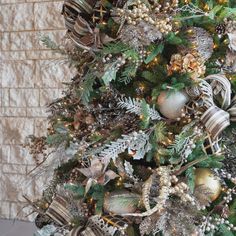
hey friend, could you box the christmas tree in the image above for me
[25,0,236,235]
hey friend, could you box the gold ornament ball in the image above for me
[157,91,189,119]
[194,168,221,201]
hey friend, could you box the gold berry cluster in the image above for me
[168,53,206,80]
[116,0,174,34]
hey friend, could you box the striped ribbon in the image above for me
[199,74,236,140]
[62,0,98,47]
[45,195,72,226]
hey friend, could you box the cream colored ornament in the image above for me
[194,168,221,202]
[104,190,141,215]
[228,31,236,51]
[157,91,189,119]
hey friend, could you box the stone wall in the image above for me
[0,0,73,220]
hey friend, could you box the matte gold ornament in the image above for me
[157,91,189,119]
[104,190,141,215]
[194,168,221,201]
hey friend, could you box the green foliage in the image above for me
[218,7,236,20]
[46,133,68,146]
[102,63,118,86]
[154,121,167,143]
[102,42,130,55]
[40,35,62,52]
[141,71,156,83]
[216,224,234,236]
[185,167,195,193]
[77,72,95,105]
[140,99,150,129]
[208,5,223,20]
[195,154,224,168]
[64,184,85,197]
[168,123,195,156]
[144,43,164,64]
[161,73,193,93]
[165,32,183,45]
[119,63,138,84]
[89,185,105,214]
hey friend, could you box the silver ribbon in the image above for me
[199,74,236,140]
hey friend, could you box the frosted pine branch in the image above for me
[117,97,161,121]
[99,130,151,167]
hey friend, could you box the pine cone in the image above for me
[215,23,226,35]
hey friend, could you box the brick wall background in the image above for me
[0,0,73,220]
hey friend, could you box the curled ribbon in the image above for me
[199,74,236,140]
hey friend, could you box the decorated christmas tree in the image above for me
[25,0,236,235]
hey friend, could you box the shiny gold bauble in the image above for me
[157,91,189,119]
[194,168,221,201]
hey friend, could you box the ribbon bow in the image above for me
[199,74,236,140]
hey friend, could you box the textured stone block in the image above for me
[0,89,2,108]
[34,2,64,30]
[2,145,35,165]
[2,32,39,51]
[0,120,3,145]
[10,89,39,107]
[34,118,48,136]
[1,33,10,51]
[10,203,37,221]
[1,145,11,163]
[2,89,10,107]
[0,201,10,218]
[2,107,27,117]
[34,175,49,196]
[38,30,66,49]
[40,88,63,106]
[0,4,34,31]
[2,118,34,144]
[26,107,47,117]
[1,0,69,221]
[2,60,35,88]
[3,163,27,175]
[36,60,74,88]
[1,173,29,201]
[1,0,25,4]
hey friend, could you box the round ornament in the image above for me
[104,190,141,215]
[194,168,221,202]
[157,91,189,119]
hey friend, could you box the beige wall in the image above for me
[0,0,73,220]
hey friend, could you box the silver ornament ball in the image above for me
[157,91,189,119]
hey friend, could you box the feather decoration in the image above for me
[99,130,152,167]
[117,97,162,121]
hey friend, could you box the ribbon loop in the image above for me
[205,74,231,109]
[200,106,230,140]
[228,95,236,122]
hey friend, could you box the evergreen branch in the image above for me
[173,156,209,176]
[99,130,152,167]
[40,35,64,54]
[77,72,95,105]
[119,63,137,84]
[154,121,167,142]
[117,97,162,121]
[102,42,131,55]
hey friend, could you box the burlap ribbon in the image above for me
[199,74,236,140]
